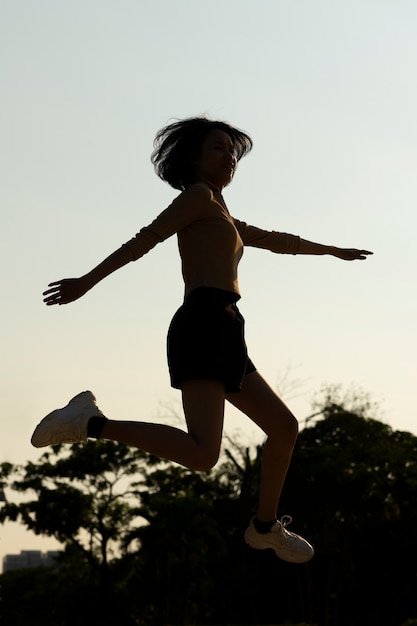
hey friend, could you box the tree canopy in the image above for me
[0,390,416,626]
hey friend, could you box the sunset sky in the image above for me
[1,0,416,565]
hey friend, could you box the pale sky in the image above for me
[1,0,416,566]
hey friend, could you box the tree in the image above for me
[284,392,417,626]
[0,441,153,625]
[1,387,416,626]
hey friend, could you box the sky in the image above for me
[1,0,416,567]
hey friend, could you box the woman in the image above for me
[31,116,372,563]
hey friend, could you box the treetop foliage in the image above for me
[0,387,416,626]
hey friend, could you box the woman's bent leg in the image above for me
[226,370,298,521]
[101,379,225,471]
[227,371,314,563]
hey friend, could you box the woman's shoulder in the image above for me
[159,182,214,223]
[180,181,214,202]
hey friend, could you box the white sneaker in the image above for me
[31,391,104,448]
[244,516,314,563]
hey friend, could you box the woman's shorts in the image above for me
[167,287,256,393]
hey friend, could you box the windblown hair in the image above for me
[151,116,253,190]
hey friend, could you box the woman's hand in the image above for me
[331,247,373,261]
[43,277,91,306]
[297,239,373,260]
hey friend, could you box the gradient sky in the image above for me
[1,0,416,566]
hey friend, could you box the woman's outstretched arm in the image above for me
[233,219,372,261]
[297,239,373,260]
[43,185,209,306]
[43,245,134,306]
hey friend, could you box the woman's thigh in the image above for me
[181,379,226,469]
[226,370,298,439]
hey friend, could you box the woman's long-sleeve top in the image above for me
[123,182,300,299]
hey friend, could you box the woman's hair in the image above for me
[151,116,253,190]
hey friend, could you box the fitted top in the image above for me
[124,182,300,299]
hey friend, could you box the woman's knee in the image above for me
[267,408,298,442]
[189,450,220,472]
[288,412,299,441]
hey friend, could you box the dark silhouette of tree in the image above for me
[0,441,151,625]
[284,395,417,626]
[1,388,416,626]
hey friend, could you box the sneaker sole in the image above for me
[31,391,99,448]
[31,409,63,447]
[244,526,314,563]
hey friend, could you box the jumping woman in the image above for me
[31,116,373,563]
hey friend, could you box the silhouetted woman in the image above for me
[32,116,372,562]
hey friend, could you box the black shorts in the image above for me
[167,287,256,393]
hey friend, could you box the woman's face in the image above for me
[193,129,237,190]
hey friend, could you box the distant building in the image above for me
[2,550,61,573]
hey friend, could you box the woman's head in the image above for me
[151,116,253,190]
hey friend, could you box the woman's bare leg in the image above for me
[226,370,298,521]
[100,379,225,471]
[100,369,296,517]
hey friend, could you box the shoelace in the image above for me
[280,515,293,528]
[278,515,299,544]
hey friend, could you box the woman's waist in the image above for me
[185,286,240,306]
